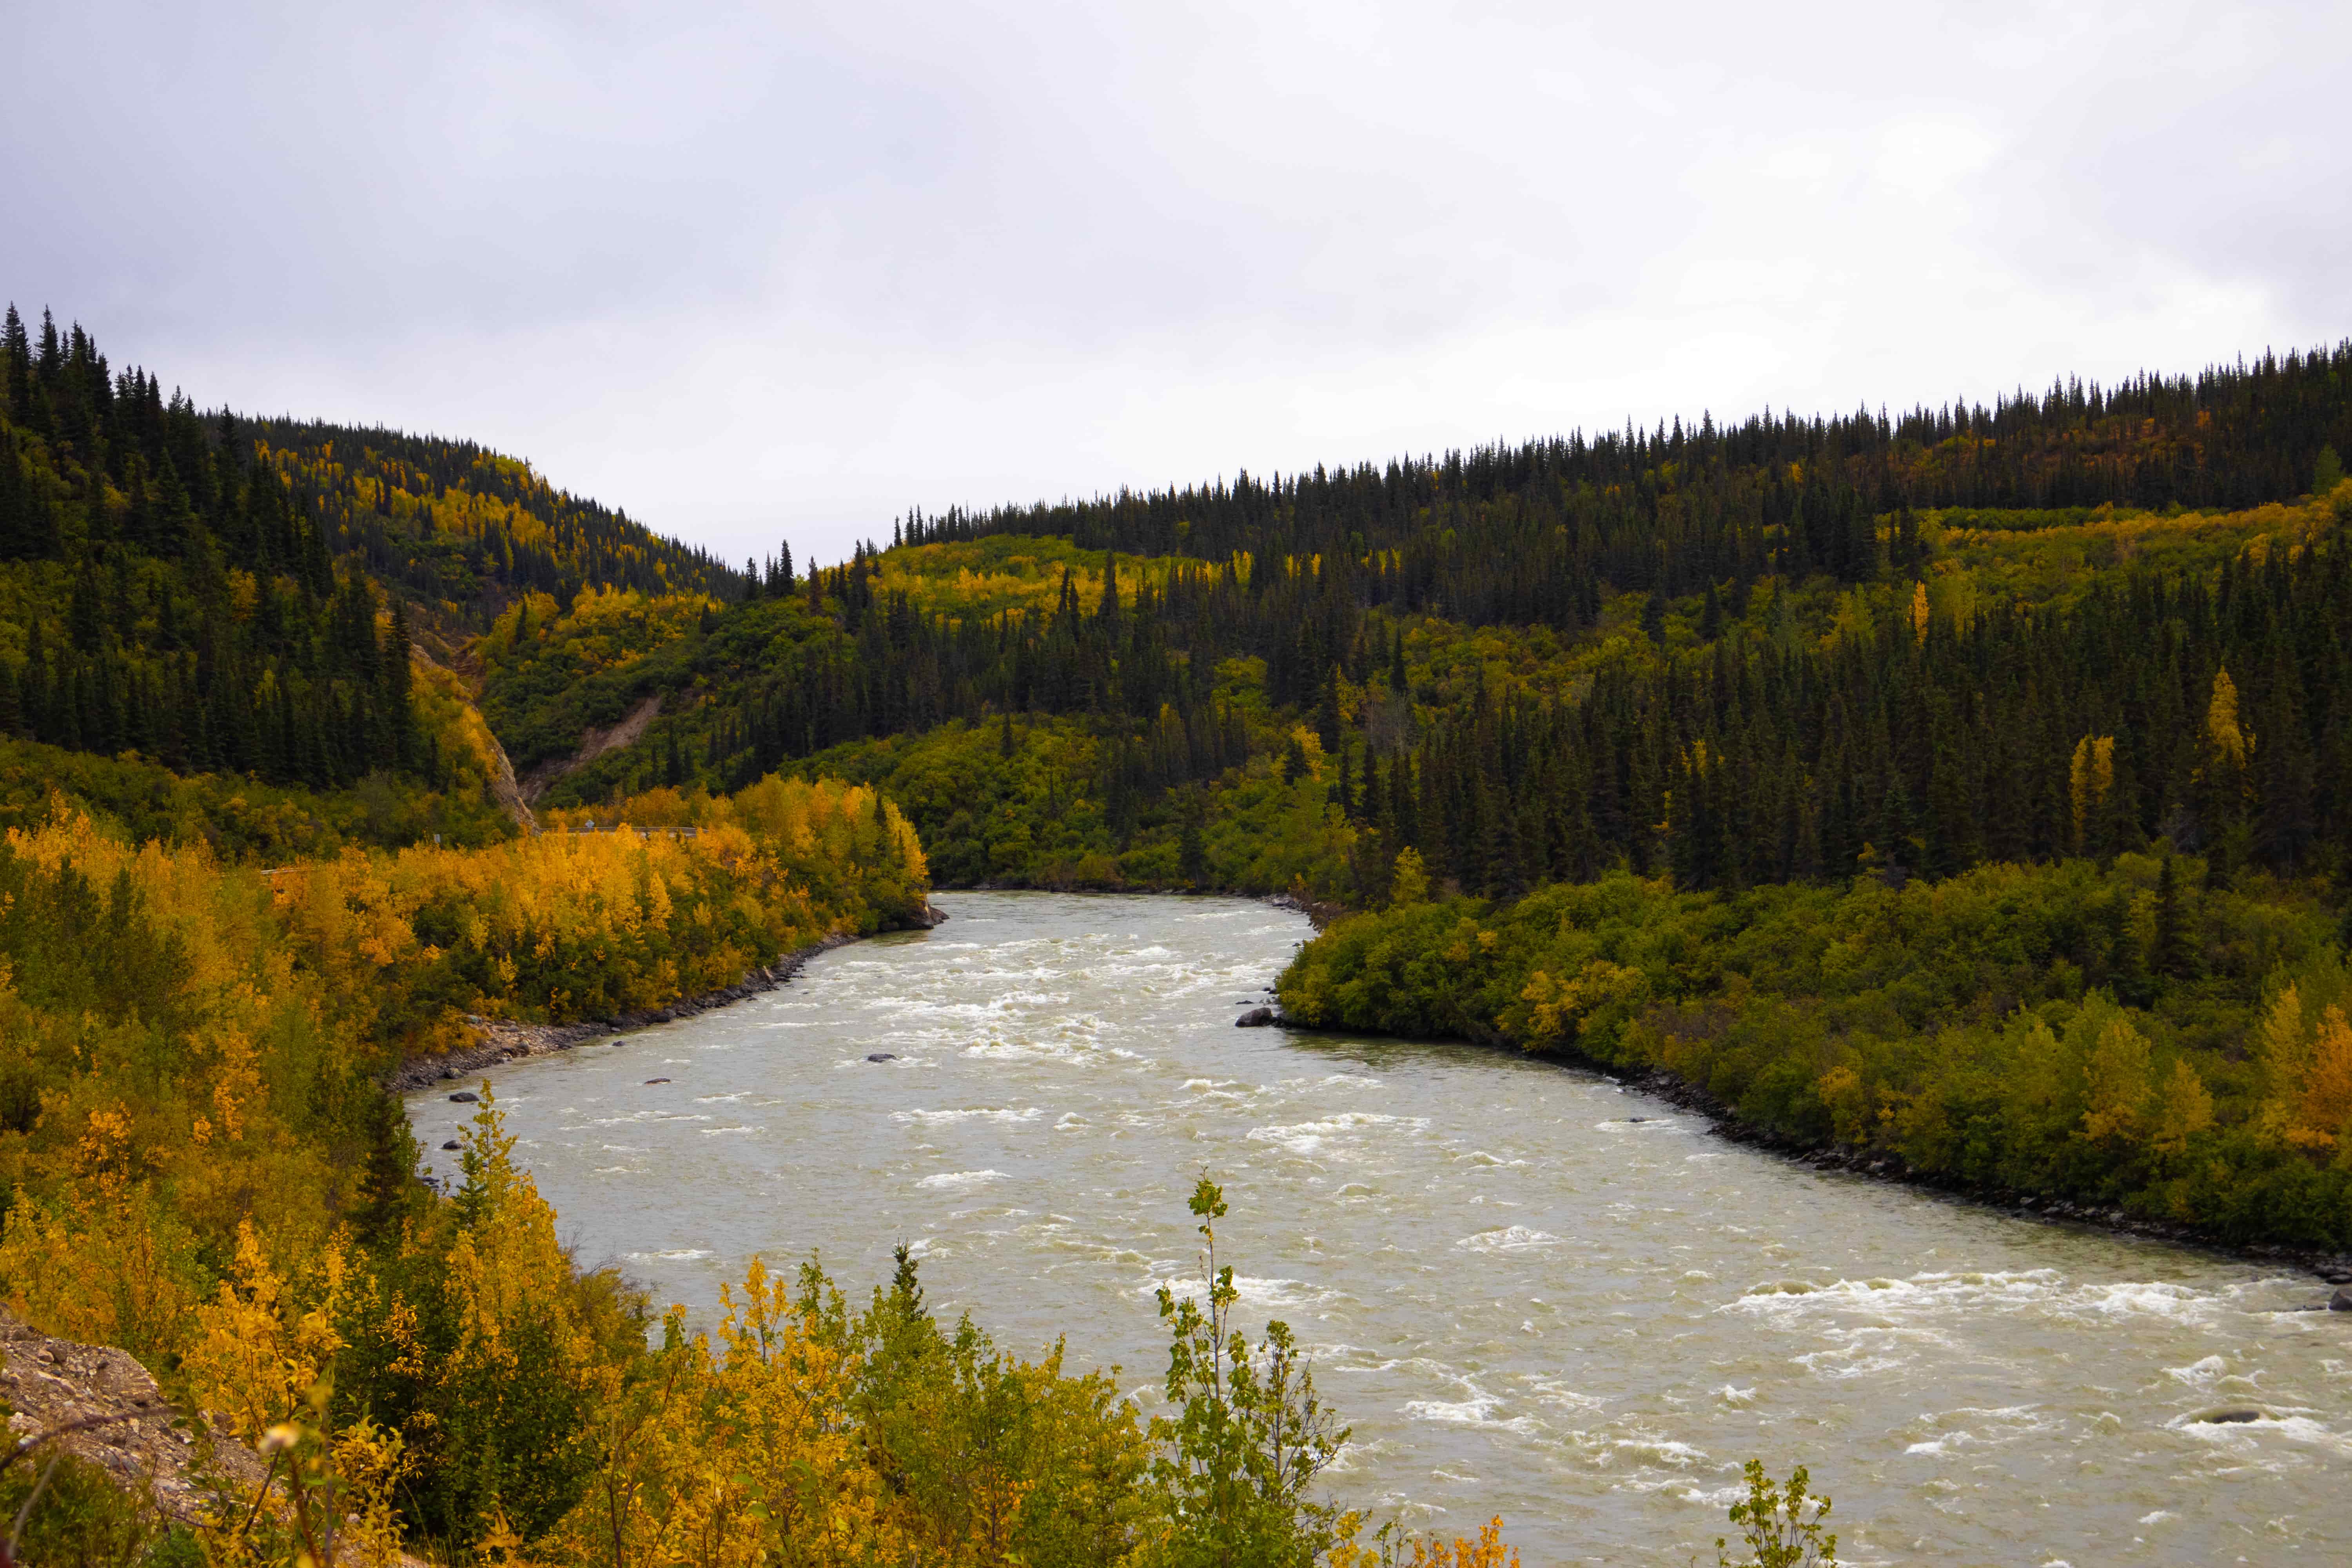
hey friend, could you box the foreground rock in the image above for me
[0,1308,267,1525]
[1236,1006,1277,1027]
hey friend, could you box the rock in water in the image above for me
[441,1140,460,1151]
[449,1091,479,1103]
[1236,1007,1276,1027]
[644,1077,671,1085]
[2330,1283,2352,1312]
[2189,1405,2270,1424]
[867,1053,897,1062]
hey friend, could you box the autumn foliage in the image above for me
[0,770,921,1310]
[1283,854,2352,1247]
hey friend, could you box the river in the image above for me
[405,891,2349,1563]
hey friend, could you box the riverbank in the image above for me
[383,903,945,1093]
[1302,1014,2352,1289]
[1615,1062,2352,1286]
[942,880,1350,929]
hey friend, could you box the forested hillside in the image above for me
[483,361,2352,912]
[898,345,2352,619]
[469,341,2352,1258]
[0,304,760,853]
[248,416,739,627]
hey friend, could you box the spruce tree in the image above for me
[1,303,30,418]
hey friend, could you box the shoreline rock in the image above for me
[381,920,911,1094]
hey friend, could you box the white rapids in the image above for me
[408,891,2352,1563]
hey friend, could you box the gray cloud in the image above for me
[4,1,2343,567]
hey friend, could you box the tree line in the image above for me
[1354,533,2350,909]
[0,305,749,793]
[894,342,2352,624]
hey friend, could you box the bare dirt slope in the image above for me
[517,692,662,803]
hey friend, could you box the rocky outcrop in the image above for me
[1265,891,1348,931]
[1235,1007,1278,1027]
[0,1308,268,1526]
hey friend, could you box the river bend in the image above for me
[406,892,2349,1563]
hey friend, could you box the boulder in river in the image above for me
[867,1053,897,1062]
[2330,1284,2352,1312]
[2187,1405,2271,1424]
[644,1077,671,1085]
[441,1140,460,1151]
[449,1091,479,1103]
[1236,1007,1276,1027]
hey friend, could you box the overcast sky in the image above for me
[4,2,2345,568]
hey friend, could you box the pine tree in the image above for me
[383,596,415,766]
[2254,664,2317,871]
[0,304,29,419]
[1313,666,1341,751]
[1179,815,1209,887]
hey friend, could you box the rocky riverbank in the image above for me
[1615,1063,2352,1288]
[1257,964,2352,1290]
[384,905,945,1094]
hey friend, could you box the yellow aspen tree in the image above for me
[1817,1066,1872,1146]
[2254,985,2312,1145]
[1390,846,1430,906]
[2288,1005,2352,1155]
[184,1219,348,1443]
[2069,736,2114,854]
[2149,1058,2216,1158]
[2206,667,2250,766]
[442,1098,607,1399]
[1908,581,1931,643]
[2081,1016,2153,1144]
[1518,960,1642,1047]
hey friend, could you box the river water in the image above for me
[406,892,2349,1563]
